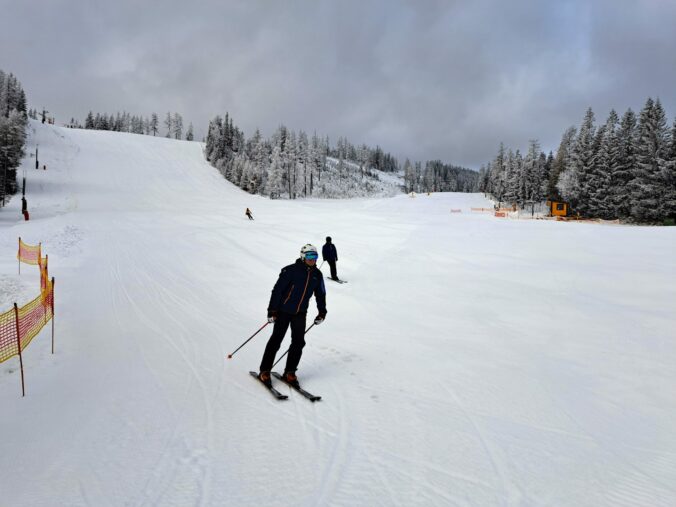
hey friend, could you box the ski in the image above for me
[249,371,288,400]
[328,278,347,284]
[272,372,322,402]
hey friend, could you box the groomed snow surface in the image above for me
[1,121,675,507]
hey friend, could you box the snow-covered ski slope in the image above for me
[1,121,675,507]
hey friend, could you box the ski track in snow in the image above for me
[1,122,675,506]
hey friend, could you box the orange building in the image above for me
[548,201,568,217]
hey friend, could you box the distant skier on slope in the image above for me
[258,244,327,387]
[245,208,254,220]
[322,236,340,281]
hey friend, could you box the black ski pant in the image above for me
[328,260,338,280]
[259,311,307,373]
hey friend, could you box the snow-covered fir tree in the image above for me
[567,108,597,215]
[0,69,28,204]
[173,113,183,140]
[665,118,676,220]
[548,127,576,202]
[587,110,619,218]
[164,112,173,138]
[150,113,159,136]
[612,109,638,218]
[631,98,670,222]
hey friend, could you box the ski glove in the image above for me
[314,312,327,325]
[267,310,278,323]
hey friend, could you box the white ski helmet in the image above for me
[300,244,318,261]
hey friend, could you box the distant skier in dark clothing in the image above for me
[258,244,327,387]
[245,208,254,220]
[322,236,340,281]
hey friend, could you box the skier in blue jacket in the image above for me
[258,244,327,387]
[322,236,340,281]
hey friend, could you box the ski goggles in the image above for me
[304,252,319,260]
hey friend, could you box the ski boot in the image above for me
[282,371,300,388]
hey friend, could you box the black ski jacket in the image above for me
[268,259,327,316]
[322,243,338,262]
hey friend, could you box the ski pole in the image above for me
[272,323,316,369]
[227,321,270,359]
[319,261,325,270]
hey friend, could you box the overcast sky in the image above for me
[1,0,675,168]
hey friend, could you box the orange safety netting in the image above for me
[19,279,54,352]
[0,305,18,364]
[40,255,49,293]
[17,238,41,266]
[0,280,54,364]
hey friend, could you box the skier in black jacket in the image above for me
[322,236,340,281]
[258,244,327,387]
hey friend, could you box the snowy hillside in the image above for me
[320,156,403,198]
[1,121,675,506]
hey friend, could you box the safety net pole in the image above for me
[13,303,25,397]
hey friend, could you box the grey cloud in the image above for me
[1,0,674,168]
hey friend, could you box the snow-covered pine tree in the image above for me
[215,118,231,164]
[164,112,173,138]
[173,113,183,140]
[502,148,517,205]
[0,109,27,200]
[285,130,297,198]
[613,109,638,218]
[569,108,597,214]
[0,72,10,116]
[150,113,159,136]
[587,123,609,217]
[310,132,322,187]
[297,130,309,197]
[665,117,676,220]
[549,126,576,201]
[544,151,554,196]
[205,116,222,161]
[403,159,414,193]
[265,145,285,198]
[487,149,506,206]
[590,110,619,219]
[413,160,422,192]
[135,115,145,134]
[522,140,545,209]
[513,150,524,207]
[631,98,669,222]
[537,151,549,202]
[478,166,488,194]
[489,143,506,203]
[186,123,194,141]
[223,113,232,151]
